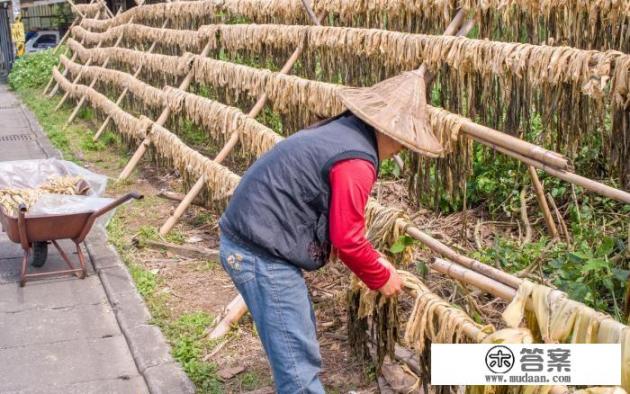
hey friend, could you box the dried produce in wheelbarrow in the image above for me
[0,188,40,216]
[0,175,91,216]
[39,175,91,195]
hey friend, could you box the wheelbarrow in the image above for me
[0,192,143,286]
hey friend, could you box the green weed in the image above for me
[161,312,223,393]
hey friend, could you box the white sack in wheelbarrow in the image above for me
[0,158,108,196]
[27,194,114,216]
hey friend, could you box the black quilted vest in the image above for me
[219,113,379,270]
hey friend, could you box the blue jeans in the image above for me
[219,233,325,394]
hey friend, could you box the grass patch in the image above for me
[159,312,223,393]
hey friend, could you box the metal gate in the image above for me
[0,3,14,80]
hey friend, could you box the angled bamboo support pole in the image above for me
[117,38,216,181]
[460,119,569,170]
[208,6,472,340]
[159,12,326,236]
[54,13,83,55]
[92,19,170,141]
[53,41,103,108]
[528,166,559,239]
[66,0,86,20]
[97,0,115,19]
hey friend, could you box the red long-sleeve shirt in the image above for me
[328,159,390,290]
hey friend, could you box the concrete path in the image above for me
[0,85,194,393]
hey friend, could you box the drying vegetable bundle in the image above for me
[72,2,105,18]
[191,55,345,133]
[149,124,241,209]
[80,16,113,31]
[52,67,151,143]
[365,198,415,265]
[68,39,194,78]
[213,23,625,98]
[468,0,630,52]
[164,87,283,158]
[121,0,223,29]
[78,0,629,50]
[503,281,630,392]
[71,24,204,54]
[61,55,166,110]
[399,270,493,352]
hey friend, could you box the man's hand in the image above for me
[377,258,402,298]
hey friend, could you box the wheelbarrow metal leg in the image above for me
[20,249,30,287]
[52,240,84,279]
[76,243,87,279]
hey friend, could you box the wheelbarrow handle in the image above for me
[93,192,144,219]
[75,192,143,243]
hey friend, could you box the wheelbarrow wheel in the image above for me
[31,242,48,268]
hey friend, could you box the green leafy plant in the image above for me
[389,235,414,254]
[8,49,60,90]
[379,159,400,178]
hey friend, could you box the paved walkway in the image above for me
[0,85,193,393]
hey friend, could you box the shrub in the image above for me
[8,49,59,91]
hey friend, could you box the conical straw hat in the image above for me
[337,71,444,158]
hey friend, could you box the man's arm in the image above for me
[328,159,402,296]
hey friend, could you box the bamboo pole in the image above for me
[158,12,326,236]
[53,42,103,108]
[208,295,248,340]
[44,18,82,94]
[430,258,629,335]
[67,0,86,20]
[117,38,216,181]
[159,175,207,235]
[460,118,570,170]
[430,258,518,301]
[480,139,630,204]
[528,166,559,239]
[405,225,521,288]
